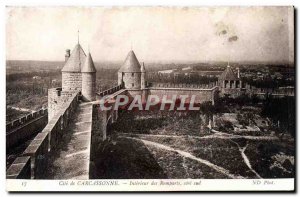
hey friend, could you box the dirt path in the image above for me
[119,132,278,141]
[7,106,35,113]
[121,136,244,179]
[211,129,278,140]
[230,140,262,179]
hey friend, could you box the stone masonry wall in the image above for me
[118,72,123,85]
[6,156,31,179]
[8,92,79,179]
[48,88,62,120]
[6,109,48,149]
[82,72,96,101]
[48,88,79,120]
[90,103,107,178]
[122,72,141,89]
[127,87,217,104]
[62,72,82,91]
[6,108,47,132]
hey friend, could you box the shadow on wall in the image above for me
[43,108,80,179]
[109,110,166,135]
[90,136,167,179]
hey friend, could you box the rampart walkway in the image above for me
[49,103,93,179]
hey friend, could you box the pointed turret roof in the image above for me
[118,50,141,73]
[141,62,146,72]
[61,44,86,72]
[82,52,96,73]
[219,64,238,81]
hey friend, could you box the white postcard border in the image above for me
[6,178,294,192]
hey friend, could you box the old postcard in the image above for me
[6,6,295,192]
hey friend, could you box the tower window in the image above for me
[132,73,134,77]
[132,83,134,87]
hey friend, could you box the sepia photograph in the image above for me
[5,5,295,192]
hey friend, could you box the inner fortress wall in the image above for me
[127,87,218,104]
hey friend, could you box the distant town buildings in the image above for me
[47,40,295,120]
[218,64,243,97]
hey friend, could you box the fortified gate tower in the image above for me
[48,43,97,119]
[218,64,242,97]
[118,50,146,90]
[62,44,86,91]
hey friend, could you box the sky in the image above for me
[6,6,294,63]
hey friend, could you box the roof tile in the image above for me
[219,65,238,80]
[118,50,141,73]
[62,44,86,72]
[82,52,96,73]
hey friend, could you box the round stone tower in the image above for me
[61,44,86,91]
[82,51,97,101]
[118,50,142,89]
[141,62,146,89]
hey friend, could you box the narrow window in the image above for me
[132,73,134,77]
[132,83,134,87]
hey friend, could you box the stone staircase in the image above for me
[50,102,93,179]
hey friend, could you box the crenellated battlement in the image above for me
[6,108,48,132]
[6,108,48,150]
[147,81,218,89]
[96,84,124,98]
[7,92,80,179]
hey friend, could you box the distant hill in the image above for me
[6,60,64,74]
[6,60,294,75]
[6,60,122,74]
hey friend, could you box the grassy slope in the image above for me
[104,111,295,179]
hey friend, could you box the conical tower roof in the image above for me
[82,52,96,73]
[62,44,86,72]
[118,50,141,73]
[219,65,238,81]
[141,62,146,72]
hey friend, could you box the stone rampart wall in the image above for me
[7,92,79,179]
[148,82,218,89]
[6,109,48,149]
